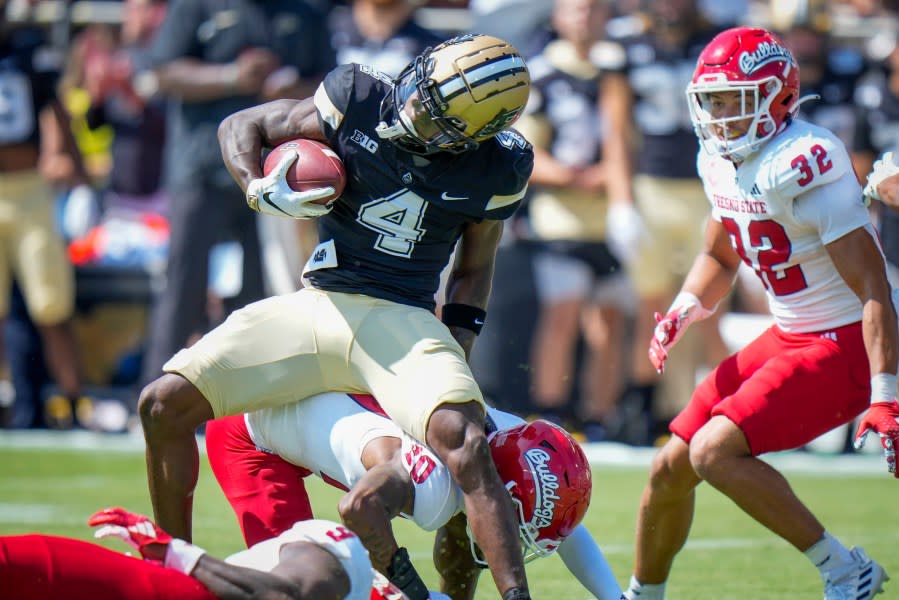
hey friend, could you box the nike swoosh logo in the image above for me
[441,192,469,201]
[262,192,292,217]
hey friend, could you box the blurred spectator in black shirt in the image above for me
[83,0,168,211]
[0,5,90,428]
[329,0,442,78]
[135,0,336,387]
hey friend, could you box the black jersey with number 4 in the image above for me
[306,63,534,310]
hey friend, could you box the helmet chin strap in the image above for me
[375,120,406,141]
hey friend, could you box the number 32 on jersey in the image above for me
[721,217,809,296]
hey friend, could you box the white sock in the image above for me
[804,532,855,579]
[624,575,666,599]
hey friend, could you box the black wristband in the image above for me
[386,547,429,600]
[502,588,531,600]
[441,303,487,334]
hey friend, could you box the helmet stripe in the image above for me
[438,55,528,101]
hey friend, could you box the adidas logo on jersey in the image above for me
[750,184,762,197]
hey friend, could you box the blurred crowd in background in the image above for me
[1,0,897,453]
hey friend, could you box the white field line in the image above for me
[0,431,888,475]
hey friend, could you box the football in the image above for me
[263,139,346,205]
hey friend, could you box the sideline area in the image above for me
[0,428,886,476]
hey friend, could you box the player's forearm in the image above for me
[219,99,320,192]
[151,59,244,102]
[336,470,408,572]
[444,222,503,310]
[678,252,737,313]
[862,291,899,380]
[192,555,303,600]
[218,108,268,192]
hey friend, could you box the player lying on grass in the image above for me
[204,392,622,600]
[0,508,373,600]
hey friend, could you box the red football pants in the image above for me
[205,415,314,547]
[0,534,216,600]
[671,322,870,455]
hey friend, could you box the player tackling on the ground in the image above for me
[204,392,621,599]
[0,508,373,599]
[622,26,898,600]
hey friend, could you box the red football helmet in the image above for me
[686,26,801,161]
[485,419,592,563]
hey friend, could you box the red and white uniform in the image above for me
[207,392,525,546]
[699,118,873,331]
[0,519,372,600]
[208,395,624,599]
[225,518,373,600]
[246,393,461,531]
[674,118,876,454]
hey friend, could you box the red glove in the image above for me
[88,507,171,562]
[648,294,711,374]
[854,401,899,478]
[370,569,407,600]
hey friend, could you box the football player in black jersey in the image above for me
[139,34,536,600]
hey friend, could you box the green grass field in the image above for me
[1,433,897,599]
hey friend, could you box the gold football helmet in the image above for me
[375,34,531,155]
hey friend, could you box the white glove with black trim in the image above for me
[245,150,335,219]
[863,151,899,205]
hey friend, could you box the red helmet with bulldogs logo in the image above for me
[487,420,592,562]
[686,27,801,161]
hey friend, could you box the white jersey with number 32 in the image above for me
[698,118,875,332]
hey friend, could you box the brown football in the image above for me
[263,139,346,205]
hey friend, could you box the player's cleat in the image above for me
[823,547,889,599]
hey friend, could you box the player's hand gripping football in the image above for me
[246,150,335,219]
[853,400,899,478]
[88,507,171,562]
[648,293,712,374]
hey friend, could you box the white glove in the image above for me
[863,151,899,205]
[606,201,647,265]
[246,150,335,219]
